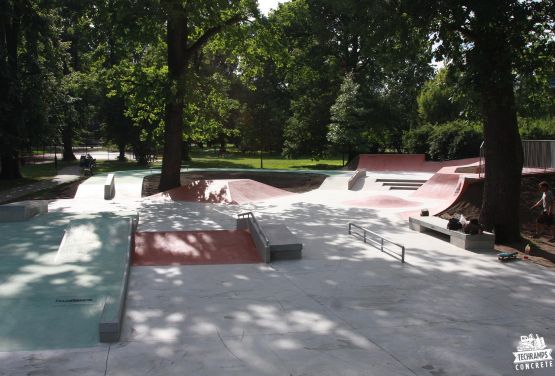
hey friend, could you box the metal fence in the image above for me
[522,140,555,170]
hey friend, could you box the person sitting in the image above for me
[531,181,555,241]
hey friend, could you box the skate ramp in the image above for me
[351,154,479,173]
[149,179,295,204]
[342,195,421,208]
[133,230,261,265]
[411,173,466,200]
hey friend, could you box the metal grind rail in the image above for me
[348,223,405,263]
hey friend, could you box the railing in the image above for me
[237,212,271,263]
[478,141,484,178]
[348,223,405,263]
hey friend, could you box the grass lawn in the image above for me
[187,147,344,170]
[0,162,69,191]
[0,148,344,193]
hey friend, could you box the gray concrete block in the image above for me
[98,218,133,343]
[409,216,494,251]
[104,173,115,200]
[0,200,48,222]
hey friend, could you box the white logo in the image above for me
[513,334,553,371]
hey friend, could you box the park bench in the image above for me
[409,216,494,251]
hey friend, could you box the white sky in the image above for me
[258,0,288,15]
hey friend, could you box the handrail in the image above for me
[237,212,270,246]
[478,141,484,178]
[348,223,405,263]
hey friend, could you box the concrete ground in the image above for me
[1,168,554,376]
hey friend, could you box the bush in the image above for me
[402,125,433,155]
[519,117,555,140]
[403,120,482,160]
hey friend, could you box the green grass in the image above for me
[187,147,344,170]
[0,162,71,191]
[0,148,343,193]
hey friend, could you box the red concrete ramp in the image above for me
[150,180,232,203]
[352,154,479,173]
[133,230,262,265]
[149,179,295,204]
[411,173,465,200]
[228,180,295,204]
[342,195,421,208]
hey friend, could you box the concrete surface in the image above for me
[0,165,554,376]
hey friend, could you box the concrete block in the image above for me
[104,173,115,200]
[0,200,48,222]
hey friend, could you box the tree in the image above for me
[404,0,555,242]
[158,0,257,191]
[327,73,366,160]
[0,1,65,178]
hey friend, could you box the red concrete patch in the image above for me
[133,230,262,266]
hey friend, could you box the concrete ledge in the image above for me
[265,224,303,260]
[237,217,271,263]
[409,216,494,251]
[104,173,115,200]
[99,218,133,342]
[0,200,48,222]
[348,170,366,190]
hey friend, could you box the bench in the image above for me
[104,173,115,200]
[409,216,494,251]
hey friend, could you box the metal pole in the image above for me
[381,238,384,252]
[402,246,405,263]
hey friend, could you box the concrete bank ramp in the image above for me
[0,213,135,350]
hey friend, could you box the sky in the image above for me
[258,0,288,15]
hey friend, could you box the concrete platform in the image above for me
[1,165,555,376]
[264,224,303,260]
[0,200,48,222]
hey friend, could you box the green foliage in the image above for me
[417,69,461,124]
[404,121,482,160]
[519,117,555,140]
[402,125,433,155]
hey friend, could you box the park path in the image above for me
[0,165,81,204]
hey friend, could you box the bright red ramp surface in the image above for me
[411,173,465,200]
[353,154,479,173]
[133,230,262,265]
[149,179,295,204]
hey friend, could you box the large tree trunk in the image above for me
[0,151,22,179]
[62,124,76,161]
[159,5,187,191]
[117,143,127,161]
[476,33,523,243]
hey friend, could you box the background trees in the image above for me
[1,0,554,240]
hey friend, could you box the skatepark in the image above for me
[1,154,554,375]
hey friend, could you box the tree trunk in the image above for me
[0,151,22,179]
[62,124,76,161]
[182,140,191,162]
[118,143,127,161]
[476,36,523,243]
[159,5,187,191]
